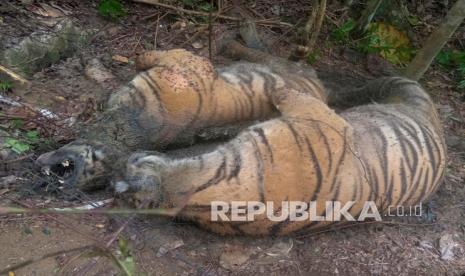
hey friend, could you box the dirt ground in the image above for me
[1,0,465,275]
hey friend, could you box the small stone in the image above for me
[418,240,434,250]
[112,55,129,64]
[192,41,203,49]
[219,244,253,270]
[446,135,465,151]
[156,239,184,257]
[439,233,460,261]
[265,238,293,257]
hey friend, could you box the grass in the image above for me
[98,0,126,21]
[436,50,465,93]
[0,81,13,92]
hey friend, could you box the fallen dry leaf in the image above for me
[112,55,129,64]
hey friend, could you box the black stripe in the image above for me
[395,159,408,207]
[140,73,163,107]
[380,128,391,196]
[404,166,424,204]
[421,126,443,193]
[252,127,274,163]
[304,137,323,202]
[417,165,432,204]
[182,68,205,128]
[237,81,255,118]
[248,134,266,203]
[418,126,437,181]
[194,154,227,193]
[280,118,303,151]
[226,145,242,181]
[329,128,348,192]
[269,217,291,236]
[316,125,333,176]
[254,70,277,97]
[127,83,147,109]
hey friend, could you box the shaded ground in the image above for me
[0,0,465,275]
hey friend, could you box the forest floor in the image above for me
[0,0,465,275]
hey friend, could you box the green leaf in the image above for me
[11,119,24,129]
[407,15,420,26]
[331,19,355,43]
[25,130,39,143]
[458,79,465,89]
[118,238,131,258]
[436,50,452,67]
[359,22,414,65]
[120,256,136,276]
[98,0,126,20]
[182,0,194,6]
[306,51,320,65]
[0,81,13,91]
[198,2,212,11]
[4,138,31,154]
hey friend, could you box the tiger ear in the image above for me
[135,50,160,71]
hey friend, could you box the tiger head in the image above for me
[35,140,111,190]
[113,151,169,208]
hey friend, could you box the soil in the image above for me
[0,0,465,275]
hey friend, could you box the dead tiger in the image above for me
[36,46,327,190]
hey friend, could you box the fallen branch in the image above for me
[132,0,293,27]
[0,245,96,275]
[307,0,327,51]
[0,64,29,85]
[0,205,181,216]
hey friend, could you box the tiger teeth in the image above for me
[43,167,51,176]
[62,160,70,167]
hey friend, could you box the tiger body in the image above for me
[123,72,446,235]
[36,47,446,236]
[37,49,325,189]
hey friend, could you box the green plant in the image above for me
[116,238,136,276]
[358,22,414,65]
[330,19,356,44]
[306,50,320,65]
[98,0,126,21]
[4,130,40,154]
[436,50,465,92]
[181,0,213,11]
[330,20,414,65]
[0,81,13,92]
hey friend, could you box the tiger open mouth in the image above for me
[42,159,76,184]
[36,151,85,187]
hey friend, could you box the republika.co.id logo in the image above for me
[210,201,423,222]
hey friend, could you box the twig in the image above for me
[303,0,319,45]
[154,13,161,50]
[1,195,102,244]
[131,35,143,54]
[0,65,28,84]
[0,245,97,275]
[132,0,293,27]
[0,154,34,164]
[0,206,181,216]
[77,198,154,274]
[308,0,327,51]
[208,0,214,60]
